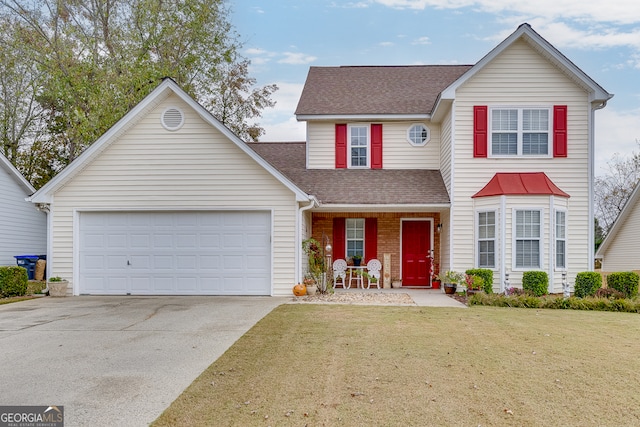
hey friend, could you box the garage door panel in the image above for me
[79,211,271,295]
[108,234,128,249]
[131,234,151,249]
[153,234,173,248]
[153,255,174,269]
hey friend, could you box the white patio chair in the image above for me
[333,259,348,289]
[365,258,382,289]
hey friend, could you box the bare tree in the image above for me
[594,140,640,234]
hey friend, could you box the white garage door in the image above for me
[79,211,271,295]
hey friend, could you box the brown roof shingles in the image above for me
[295,65,472,116]
[248,142,450,206]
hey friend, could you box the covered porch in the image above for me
[308,211,444,290]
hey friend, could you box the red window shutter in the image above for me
[473,106,488,158]
[335,124,347,168]
[553,105,568,157]
[371,124,383,169]
[365,218,378,262]
[333,218,346,261]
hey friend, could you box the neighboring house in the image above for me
[0,153,47,266]
[595,182,640,271]
[29,23,611,296]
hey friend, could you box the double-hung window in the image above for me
[555,210,566,269]
[477,211,496,268]
[515,210,541,268]
[346,218,365,259]
[349,125,368,167]
[491,108,550,156]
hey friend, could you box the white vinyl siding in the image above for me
[451,38,591,292]
[306,121,441,169]
[49,94,298,296]
[0,164,46,266]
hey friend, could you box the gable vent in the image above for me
[161,107,184,131]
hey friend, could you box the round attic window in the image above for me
[161,107,184,131]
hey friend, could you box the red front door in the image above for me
[401,221,432,286]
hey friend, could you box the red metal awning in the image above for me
[472,172,570,198]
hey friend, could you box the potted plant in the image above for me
[302,237,326,293]
[391,277,402,288]
[437,271,464,295]
[464,274,484,296]
[352,254,362,266]
[47,276,68,297]
[303,275,317,295]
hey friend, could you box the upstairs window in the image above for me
[349,125,368,167]
[407,124,430,146]
[490,108,550,157]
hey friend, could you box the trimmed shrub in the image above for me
[574,272,602,298]
[522,271,548,296]
[607,272,640,298]
[0,266,28,297]
[465,268,494,294]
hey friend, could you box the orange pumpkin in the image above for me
[293,283,307,296]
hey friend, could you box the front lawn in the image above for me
[153,304,640,426]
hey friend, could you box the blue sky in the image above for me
[231,0,640,176]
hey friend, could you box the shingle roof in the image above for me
[295,65,472,116]
[248,142,450,206]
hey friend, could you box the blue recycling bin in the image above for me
[14,255,40,280]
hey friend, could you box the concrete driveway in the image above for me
[0,296,285,426]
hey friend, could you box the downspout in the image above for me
[588,100,608,271]
[297,197,318,284]
[35,203,51,292]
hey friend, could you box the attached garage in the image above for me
[79,211,271,295]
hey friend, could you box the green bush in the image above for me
[0,266,28,297]
[574,272,602,298]
[465,268,494,294]
[522,271,548,296]
[468,293,640,313]
[607,272,640,298]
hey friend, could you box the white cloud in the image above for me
[412,36,431,45]
[258,82,306,142]
[278,52,318,65]
[379,41,395,47]
[374,0,640,24]
[595,107,640,176]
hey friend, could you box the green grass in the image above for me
[153,304,640,426]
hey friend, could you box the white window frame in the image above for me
[406,123,430,146]
[554,209,567,270]
[476,210,497,269]
[512,208,543,270]
[346,218,365,259]
[489,106,552,158]
[348,124,369,168]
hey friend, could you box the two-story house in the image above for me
[29,23,611,296]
